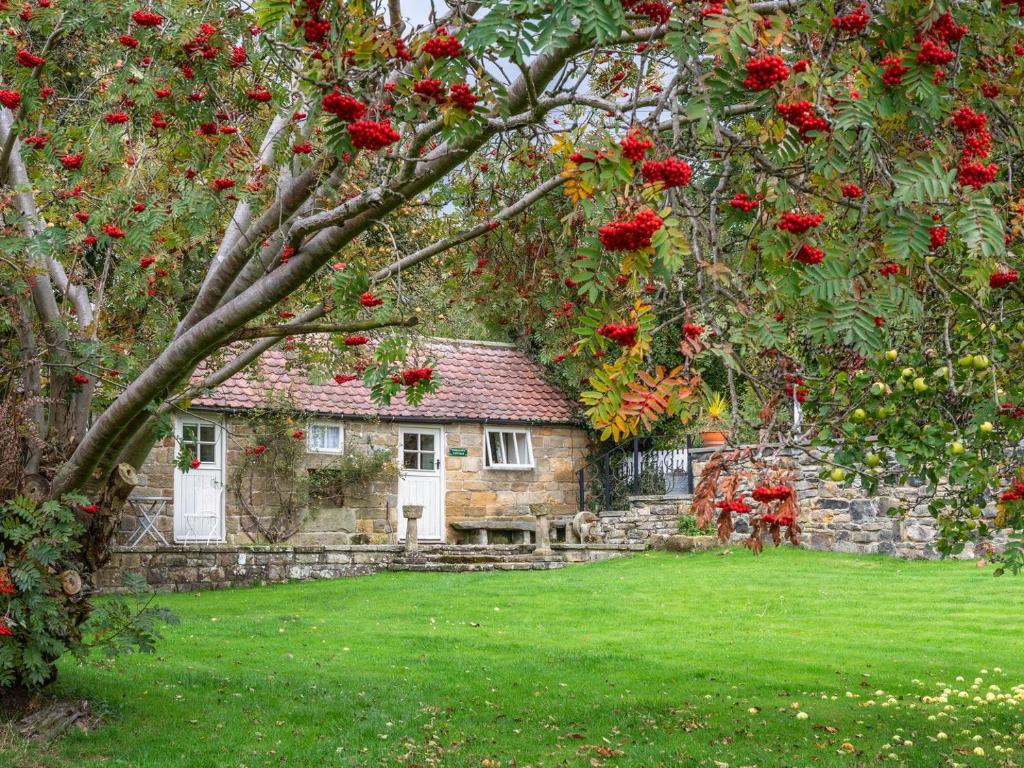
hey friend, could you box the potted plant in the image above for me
[698,391,731,447]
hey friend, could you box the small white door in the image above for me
[397,426,444,541]
[173,414,225,543]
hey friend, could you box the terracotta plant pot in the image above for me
[700,430,729,447]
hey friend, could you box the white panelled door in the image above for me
[173,414,226,543]
[397,426,444,541]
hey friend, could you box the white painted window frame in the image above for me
[483,426,535,470]
[307,421,344,454]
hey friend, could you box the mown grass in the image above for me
[7,548,1024,767]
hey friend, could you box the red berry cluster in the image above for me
[784,375,809,401]
[776,101,830,142]
[751,485,792,503]
[702,2,724,17]
[304,18,331,43]
[831,3,870,35]
[840,183,862,198]
[620,130,653,162]
[413,78,446,102]
[244,444,268,456]
[80,503,100,513]
[598,322,639,347]
[450,82,477,112]
[929,11,968,44]
[210,177,236,192]
[348,119,400,150]
[334,374,358,384]
[878,261,900,277]
[422,28,462,58]
[72,372,91,385]
[929,224,948,250]
[716,497,752,514]
[641,157,692,188]
[16,50,45,68]
[323,91,366,121]
[792,244,824,264]
[0,621,13,637]
[917,39,956,65]
[999,478,1024,502]
[183,22,220,59]
[0,569,14,596]
[762,511,796,526]
[247,87,273,103]
[131,9,163,26]
[0,89,21,109]
[622,0,672,24]
[103,224,126,238]
[598,208,663,251]
[990,269,1019,288]
[398,367,433,385]
[682,323,704,339]
[344,335,370,346]
[1000,402,1024,419]
[958,160,998,190]
[139,256,157,268]
[743,55,789,90]
[881,54,908,86]
[359,291,384,307]
[729,192,761,212]
[777,211,824,234]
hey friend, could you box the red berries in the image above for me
[139,256,157,268]
[989,269,1019,288]
[641,157,692,188]
[743,55,789,90]
[597,322,639,348]
[840,183,862,198]
[682,323,704,339]
[729,192,761,212]
[359,291,384,307]
[952,106,987,134]
[292,142,313,154]
[16,50,45,68]
[622,0,672,24]
[399,367,433,385]
[210,178,236,192]
[246,87,273,103]
[881,54,908,86]
[292,430,305,439]
[0,89,22,109]
[449,82,477,112]
[190,458,202,469]
[131,9,164,26]
[333,374,358,384]
[80,503,100,514]
[620,130,653,162]
[917,39,956,65]
[151,112,169,129]
[119,34,140,48]
[751,485,792,503]
[878,262,900,277]
[413,79,446,102]
[716,498,752,514]
[776,101,830,142]
[322,90,366,121]
[348,119,400,150]
[104,111,130,125]
[344,334,370,346]
[929,224,948,250]
[831,3,869,34]
[244,444,268,456]
[72,372,91,385]
[598,208,663,251]
[949,106,997,188]
[422,28,462,58]
[958,160,998,190]
[930,11,968,44]
[777,211,824,234]
[792,244,825,264]
[0,621,12,637]
[103,224,126,238]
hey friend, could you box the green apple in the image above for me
[851,408,867,422]
[829,467,847,482]
[958,355,975,368]
[875,406,888,419]
[933,366,949,380]
[979,421,994,433]
[972,354,989,370]
[950,441,965,455]
[884,349,899,362]
[865,453,881,468]
[871,382,886,396]
[912,377,928,393]
[901,367,915,379]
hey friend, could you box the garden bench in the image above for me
[450,519,535,545]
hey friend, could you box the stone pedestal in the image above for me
[530,503,552,556]
[402,505,423,553]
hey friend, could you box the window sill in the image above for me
[484,465,535,471]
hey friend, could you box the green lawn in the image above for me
[7,549,1024,767]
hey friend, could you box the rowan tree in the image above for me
[2,0,1024,693]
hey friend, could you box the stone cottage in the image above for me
[129,339,589,547]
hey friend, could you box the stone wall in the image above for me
[597,448,1007,560]
[130,414,588,546]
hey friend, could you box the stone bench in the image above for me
[450,519,536,545]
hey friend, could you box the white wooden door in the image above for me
[397,426,444,541]
[173,414,225,543]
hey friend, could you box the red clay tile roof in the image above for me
[192,339,580,424]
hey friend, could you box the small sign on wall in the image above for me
[448,447,468,457]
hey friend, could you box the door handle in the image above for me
[436,458,441,469]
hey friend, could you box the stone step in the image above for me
[388,559,569,572]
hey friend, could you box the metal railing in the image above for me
[576,436,693,512]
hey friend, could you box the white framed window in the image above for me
[307,422,344,454]
[484,427,534,470]
[181,420,218,465]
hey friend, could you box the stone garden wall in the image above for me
[598,448,1007,560]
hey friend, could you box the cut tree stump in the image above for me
[14,699,95,741]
